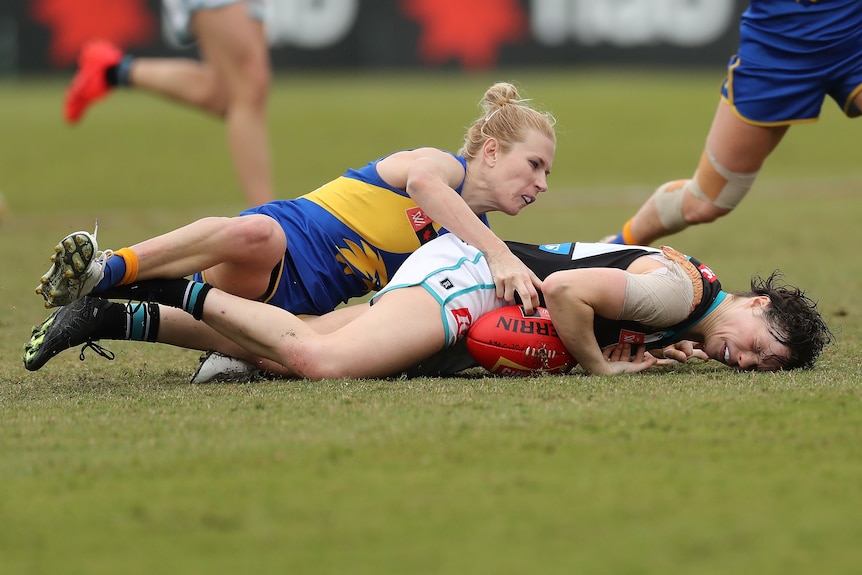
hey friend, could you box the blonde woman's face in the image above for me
[489,129,555,215]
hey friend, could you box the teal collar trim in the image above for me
[688,290,727,330]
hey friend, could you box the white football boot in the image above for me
[190,351,267,384]
[35,227,112,308]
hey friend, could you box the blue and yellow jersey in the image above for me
[241,152,488,315]
[721,0,862,124]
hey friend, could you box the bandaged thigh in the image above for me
[621,262,694,326]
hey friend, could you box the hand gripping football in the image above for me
[466,305,575,376]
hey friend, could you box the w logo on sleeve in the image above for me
[406,207,439,245]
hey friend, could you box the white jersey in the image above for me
[370,234,500,347]
[372,233,724,352]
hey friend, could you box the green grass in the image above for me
[2,70,862,574]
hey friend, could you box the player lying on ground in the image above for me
[24,233,832,378]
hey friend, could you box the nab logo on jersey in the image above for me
[699,264,717,283]
[406,207,438,245]
[440,278,454,290]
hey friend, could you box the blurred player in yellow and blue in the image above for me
[604,0,862,246]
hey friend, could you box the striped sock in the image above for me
[91,300,159,342]
[124,302,160,342]
[182,281,213,320]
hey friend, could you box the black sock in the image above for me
[105,55,134,87]
[100,279,212,320]
[97,301,129,340]
[104,65,119,87]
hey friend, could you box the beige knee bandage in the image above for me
[652,148,759,232]
[652,179,689,233]
[688,149,759,210]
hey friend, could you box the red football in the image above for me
[466,305,575,376]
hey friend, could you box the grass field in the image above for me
[2,69,862,574]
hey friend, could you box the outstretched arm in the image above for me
[378,148,541,313]
[542,268,658,376]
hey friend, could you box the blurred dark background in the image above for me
[2,0,746,76]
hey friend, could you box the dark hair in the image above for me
[736,271,833,370]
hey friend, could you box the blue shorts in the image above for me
[193,200,375,317]
[721,1,862,125]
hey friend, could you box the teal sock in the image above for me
[125,302,160,342]
[94,300,159,342]
[183,282,213,320]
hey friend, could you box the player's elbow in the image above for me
[404,166,439,201]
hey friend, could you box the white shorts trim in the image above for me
[162,0,265,47]
[371,234,501,347]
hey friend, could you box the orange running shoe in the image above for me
[64,40,123,124]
